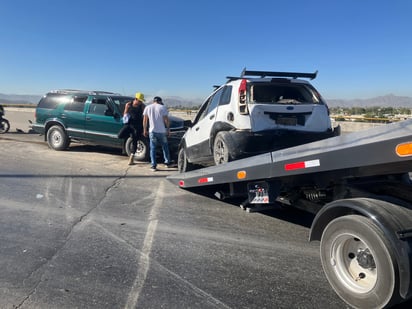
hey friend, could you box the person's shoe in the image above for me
[128,154,134,165]
[164,160,174,168]
[150,166,157,171]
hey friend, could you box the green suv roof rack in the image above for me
[50,89,121,96]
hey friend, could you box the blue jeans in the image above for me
[149,132,171,168]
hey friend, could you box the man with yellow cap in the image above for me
[124,92,146,165]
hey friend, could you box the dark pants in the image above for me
[118,125,142,154]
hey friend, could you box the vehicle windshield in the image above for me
[251,83,319,104]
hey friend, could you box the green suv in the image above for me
[32,89,185,160]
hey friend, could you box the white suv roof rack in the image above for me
[226,68,318,81]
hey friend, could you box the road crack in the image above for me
[14,174,126,308]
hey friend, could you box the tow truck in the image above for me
[167,119,412,308]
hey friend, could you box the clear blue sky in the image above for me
[1,0,411,101]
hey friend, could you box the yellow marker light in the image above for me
[396,142,412,157]
[237,170,247,179]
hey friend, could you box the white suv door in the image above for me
[184,88,224,159]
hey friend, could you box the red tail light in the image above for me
[239,78,247,93]
[239,79,247,104]
[238,78,248,114]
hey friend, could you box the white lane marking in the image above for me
[124,181,163,309]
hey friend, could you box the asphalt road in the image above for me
[1,109,411,309]
[0,110,349,309]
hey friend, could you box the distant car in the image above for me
[31,89,186,160]
[178,69,340,172]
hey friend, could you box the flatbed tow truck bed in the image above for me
[168,119,412,189]
[167,119,412,308]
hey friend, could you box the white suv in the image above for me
[178,69,340,172]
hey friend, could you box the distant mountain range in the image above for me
[1,93,412,108]
[0,93,203,108]
[327,94,412,108]
[0,93,43,105]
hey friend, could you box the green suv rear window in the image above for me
[38,93,72,109]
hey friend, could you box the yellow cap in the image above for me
[135,92,145,102]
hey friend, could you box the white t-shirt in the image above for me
[143,103,169,133]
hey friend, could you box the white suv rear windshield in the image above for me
[251,83,319,104]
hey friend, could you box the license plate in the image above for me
[248,181,270,204]
[277,117,297,125]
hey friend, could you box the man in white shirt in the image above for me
[143,96,171,171]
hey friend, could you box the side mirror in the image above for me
[184,120,193,128]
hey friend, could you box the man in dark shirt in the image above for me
[123,92,146,165]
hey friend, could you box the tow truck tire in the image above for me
[47,125,70,150]
[178,147,194,173]
[213,132,232,165]
[320,214,399,309]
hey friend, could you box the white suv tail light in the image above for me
[238,79,248,115]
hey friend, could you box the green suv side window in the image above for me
[64,96,87,112]
[89,98,109,116]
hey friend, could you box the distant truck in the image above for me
[168,119,412,308]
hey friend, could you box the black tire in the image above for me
[47,125,70,150]
[320,214,399,309]
[125,136,149,161]
[0,119,10,133]
[213,132,232,165]
[177,147,194,173]
[333,124,341,137]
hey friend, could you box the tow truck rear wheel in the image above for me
[320,214,399,309]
